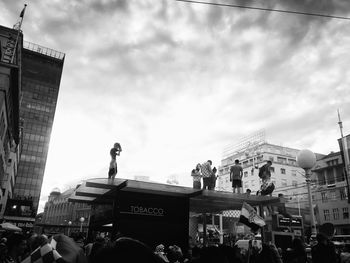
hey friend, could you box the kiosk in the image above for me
[69,178,284,250]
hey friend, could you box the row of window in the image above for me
[321,188,348,202]
[26,103,52,113]
[316,167,345,185]
[21,110,53,125]
[24,81,58,95]
[324,207,349,221]
[22,142,47,153]
[20,154,46,164]
[22,90,57,105]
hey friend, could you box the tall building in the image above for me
[40,187,90,235]
[217,131,311,212]
[0,25,22,219]
[312,151,350,234]
[3,41,65,227]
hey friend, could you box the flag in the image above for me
[20,4,27,18]
[21,238,65,263]
[239,202,265,233]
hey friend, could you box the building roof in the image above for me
[319,151,341,160]
[69,178,282,213]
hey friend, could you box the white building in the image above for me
[217,141,309,212]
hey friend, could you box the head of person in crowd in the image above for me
[266,160,272,166]
[200,246,229,263]
[212,167,217,174]
[246,189,251,196]
[292,238,305,253]
[6,233,28,262]
[207,160,212,165]
[235,159,239,165]
[27,234,49,252]
[0,242,9,261]
[196,163,201,171]
[91,237,160,263]
[167,245,183,263]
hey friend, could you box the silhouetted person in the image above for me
[108,142,122,179]
[230,159,243,193]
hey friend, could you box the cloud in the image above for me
[1,0,350,213]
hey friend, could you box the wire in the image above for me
[175,0,350,20]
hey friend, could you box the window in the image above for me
[251,168,254,176]
[343,207,349,219]
[292,180,297,187]
[329,190,336,201]
[269,157,274,161]
[281,168,286,174]
[244,171,248,177]
[321,192,328,202]
[324,210,330,221]
[333,208,340,220]
[340,188,347,200]
[318,173,326,185]
[292,170,296,177]
[288,159,296,165]
[277,157,287,164]
[281,179,287,187]
[270,167,275,173]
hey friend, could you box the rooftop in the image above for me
[23,41,65,60]
[69,178,282,213]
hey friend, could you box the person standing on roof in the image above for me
[230,159,243,193]
[201,160,213,190]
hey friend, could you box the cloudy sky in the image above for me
[1,0,350,212]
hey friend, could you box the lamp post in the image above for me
[67,221,72,236]
[79,217,85,233]
[297,149,317,236]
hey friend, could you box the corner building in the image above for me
[4,42,64,225]
[0,25,22,218]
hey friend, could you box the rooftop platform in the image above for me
[69,178,282,213]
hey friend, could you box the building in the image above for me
[40,187,90,235]
[217,131,310,212]
[3,40,65,227]
[312,151,350,234]
[0,25,22,219]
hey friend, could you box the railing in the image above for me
[23,41,65,60]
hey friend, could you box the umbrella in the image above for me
[0,222,22,231]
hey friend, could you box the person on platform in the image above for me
[230,159,243,193]
[191,164,202,189]
[258,161,275,196]
[201,160,213,190]
[209,167,218,190]
[108,142,122,179]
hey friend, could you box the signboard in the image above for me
[0,31,18,64]
[276,215,303,229]
[291,217,303,228]
[277,216,291,228]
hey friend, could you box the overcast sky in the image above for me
[1,0,350,212]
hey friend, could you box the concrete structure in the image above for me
[312,151,350,234]
[217,142,309,212]
[39,187,90,235]
[0,25,22,219]
[4,40,64,227]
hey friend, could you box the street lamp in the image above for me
[79,217,85,233]
[67,221,72,236]
[297,149,317,236]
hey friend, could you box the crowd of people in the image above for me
[1,228,350,263]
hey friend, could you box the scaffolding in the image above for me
[222,129,266,159]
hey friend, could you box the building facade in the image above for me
[41,187,90,235]
[217,141,310,212]
[0,25,22,219]
[3,41,64,226]
[312,151,350,234]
